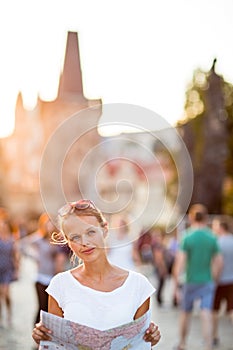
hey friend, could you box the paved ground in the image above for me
[0,258,232,350]
[0,256,37,350]
[143,266,233,350]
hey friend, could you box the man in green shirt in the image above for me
[173,204,223,350]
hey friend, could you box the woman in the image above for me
[32,199,161,347]
[20,213,68,324]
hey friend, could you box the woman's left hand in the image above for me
[144,321,161,347]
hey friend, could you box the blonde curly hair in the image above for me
[51,199,107,245]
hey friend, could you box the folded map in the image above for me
[39,309,151,350]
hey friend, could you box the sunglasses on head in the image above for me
[58,199,97,217]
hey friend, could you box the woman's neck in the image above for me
[81,257,113,279]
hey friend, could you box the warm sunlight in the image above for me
[0,100,16,138]
[0,0,233,137]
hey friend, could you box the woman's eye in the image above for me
[87,230,95,236]
[71,235,81,242]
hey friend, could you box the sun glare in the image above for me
[0,1,233,138]
[0,101,16,138]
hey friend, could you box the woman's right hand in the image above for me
[32,321,52,344]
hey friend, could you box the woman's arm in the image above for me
[32,296,63,344]
[48,295,64,317]
[134,298,161,347]
[12,241,20,280]
[134,297,150,319]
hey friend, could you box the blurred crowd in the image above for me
[133,206,233,350]
[0,204,232,349]
[0,207,71,328]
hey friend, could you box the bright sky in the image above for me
[0,0,233,137]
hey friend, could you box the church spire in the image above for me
[210,58,217,73]
[58,31,83,98]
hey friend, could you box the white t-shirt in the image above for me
[46,269,155,330]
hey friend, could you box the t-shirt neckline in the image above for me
[67,269,131,294]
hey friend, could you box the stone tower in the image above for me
[0,31,102,219]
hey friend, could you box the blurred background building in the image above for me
[0,31,179,231]
[0,31,232,232]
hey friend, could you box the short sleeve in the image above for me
[46,273,64,309]
[180,231,189,253]
[180,237,187,252]
[213,236,220,254]
[133,272,155,308]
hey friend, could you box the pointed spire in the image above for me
[210,58,217,73]
[15,92,23,107]
[58,31,83,98]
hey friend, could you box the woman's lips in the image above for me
[82,247,95,254]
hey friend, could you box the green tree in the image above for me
[177,60,233,215]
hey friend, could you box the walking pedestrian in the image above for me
[20,212,68,324]
[0,208,20,327]
[211,216,233,347]
[134,228,153,264]
[167,229,181,307]
[32,199,161,348]
[173,204,223,350]
[151,228,173,307]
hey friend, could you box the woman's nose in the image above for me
[80,234,90,246]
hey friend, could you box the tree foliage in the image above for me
[177,61,233,215]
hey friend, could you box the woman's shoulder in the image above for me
[128,270,155,296]
[51,270,70,282]
[128,269,150,283]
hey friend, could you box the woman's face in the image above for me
[63,215,107,261]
